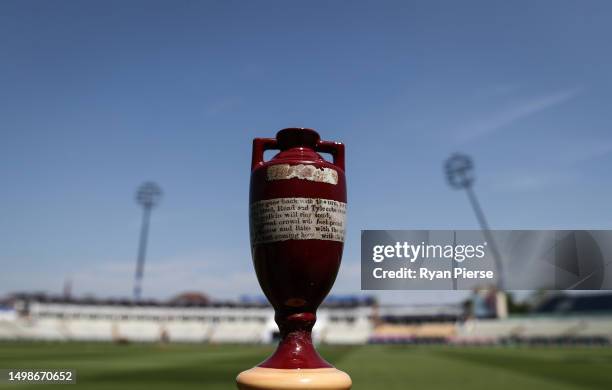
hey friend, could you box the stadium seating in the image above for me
[116,320,164,342]
[67,319,113,341]
[209,321,267,343]
[370,323,455,344]
[165,321,213,343]
[2,295,611,346]
[454,319,523,344]
[322,319,372,344]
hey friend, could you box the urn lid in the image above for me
[276,128,320,150]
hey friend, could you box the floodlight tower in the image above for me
[133,181,162,301]
[445,154,504,290]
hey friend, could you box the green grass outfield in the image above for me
[1,342,611,389]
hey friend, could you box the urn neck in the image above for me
[276,128,320,150]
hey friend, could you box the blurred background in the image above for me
[1,0,611,389]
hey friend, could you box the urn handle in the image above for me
[251,135,345,173]
[251,138,278,171]
[316,140,345,172]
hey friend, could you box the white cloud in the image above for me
[457,87,581,142]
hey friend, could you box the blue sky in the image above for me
[1,0,611,303]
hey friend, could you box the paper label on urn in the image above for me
[267,164,338,185]
[250,197,346,244]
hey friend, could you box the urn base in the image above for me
[236,367,352,390]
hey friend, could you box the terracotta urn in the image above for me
[237,128,351,390]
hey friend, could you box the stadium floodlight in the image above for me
[445,153,474,189]
[133,182,162,301]
[445,154,505,290]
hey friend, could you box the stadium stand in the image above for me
[369,304,460,344]
[370,323,456,344]
[0,294,377,344]
[1,292,611,345]
[454,293,612,345]
[319,307,373,344]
